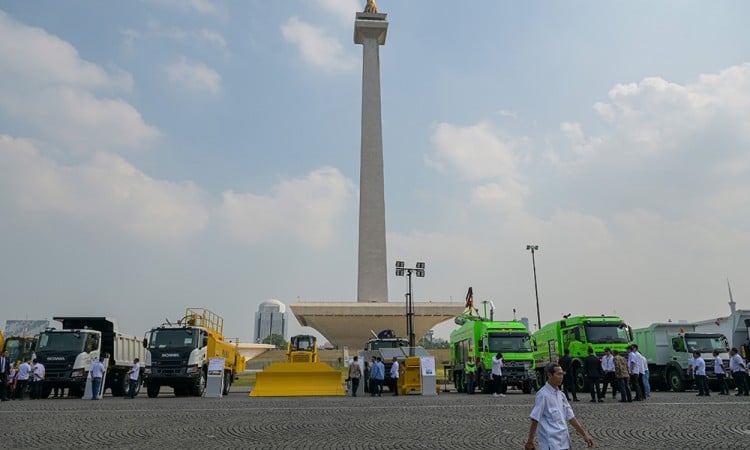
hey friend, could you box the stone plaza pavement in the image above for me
[1,388,749,449]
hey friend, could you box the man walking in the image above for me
[525,363,594,450]
[348,356,362,397]
[14,357,31,400]
[558,349,578,401]
[370,357,384,396]
[713,350,729,395]
[628,346,645,401]
[729,348,749,396]
[583,348,603,402]
[31,359,45,400]
[613,349,632,402]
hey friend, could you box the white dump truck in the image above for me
[36,317,145,398]
[633,322,729,392]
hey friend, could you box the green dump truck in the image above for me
[532,315,632,390]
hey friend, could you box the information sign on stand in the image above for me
[204,357,225,398]
[420,356,437,396]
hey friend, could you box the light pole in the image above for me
[395,261,425,356]
[526,245,541,331]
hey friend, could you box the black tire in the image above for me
[522,381,532,394]
[147,383,160,398]
[454,370,464,393]
[573,365,585,392]
[110,372,128,397]
[668,369,685,392]
[534,371,545,391]
[191,370,206,396]
[499,382,508,394]
[69,384,84,398]
[174,386,189,396]
[480,372,493,394]
[222,372,232,396]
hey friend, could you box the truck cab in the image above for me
[143,325,209,397]
[36,328,102,397]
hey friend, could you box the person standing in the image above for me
[583,348,603,402]
[491,352,506,398]
[713,350,729,395]
[558,349,578,401]
[689,351,709,396]
[524,363,594,450]
[729,348,749,396]
[390,357,399,396]
[613,349,632,402]
[0,351,10,401]
[372,357,385,396]
[127,358,140,399]
[600,348,616,399]
[348,356,362,397]
[628,346,645,401]
[640,351,651,398]
[14,357,32,400]
[31,359,45,400]
[464,358,477,394]
[90,357,106,400]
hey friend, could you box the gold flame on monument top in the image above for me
[364,0,378,13]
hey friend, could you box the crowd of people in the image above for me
[0,352,46,401]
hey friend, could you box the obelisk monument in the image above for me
[354,4,389,303]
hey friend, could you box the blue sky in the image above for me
[1,1,749,344]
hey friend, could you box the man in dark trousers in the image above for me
[583,348,603,402]
[0,350,10,401]
[558,349,578,401]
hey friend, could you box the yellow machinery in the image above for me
[250,335,345,397]
[144,308,246,397]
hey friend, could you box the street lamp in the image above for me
[526,245,541,331]
[395,260,425,355]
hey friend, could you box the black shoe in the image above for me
[735,393,743,396]
[572,398,579,402]
[598,399,604,402]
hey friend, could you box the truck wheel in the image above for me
[534,371,544,390]
[222,372,232,395]
[480,373,492,394]
[191,371,206,396]
[522,381,532,394]
[668,369,685,392]
[573,365,585,392]
[147,383,160,398]
[111,373,128,397]
[69,385,84,398]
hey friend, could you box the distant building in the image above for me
[254,299,287,343]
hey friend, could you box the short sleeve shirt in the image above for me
[529,383,574,450]
[693,357,706,376]
[491,357,503,376]
[714,356,725,375]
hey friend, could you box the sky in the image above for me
[1,1,750,345]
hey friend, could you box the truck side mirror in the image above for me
[142,338,148,349]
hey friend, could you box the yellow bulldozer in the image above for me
[250,334,345,397]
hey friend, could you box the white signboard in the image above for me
[420,357,435,376]
[205,357,225,398]
[208,357,225,376]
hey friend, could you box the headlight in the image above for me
[144,367,151,374]
[186,365,200,374]
[71,370,83,378]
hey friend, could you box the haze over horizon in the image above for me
[1,1,749,344]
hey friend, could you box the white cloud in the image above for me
[0,12,159,152]
[470,181,529,212]
[166,56,222,94]
[0,135,209,242]
[219,167,355,248]
[122,24,228,54]
[281,17,356,72]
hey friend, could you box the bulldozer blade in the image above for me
[250,362,345,397]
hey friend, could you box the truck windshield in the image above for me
[36,332,88,353]
[3,338,35,363]
[488,334,533,352]
[685,335,727,353]
[584,325,630,344]
[149,329,197,349]
[368,340,408,350]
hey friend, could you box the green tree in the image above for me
[262,333,287,349]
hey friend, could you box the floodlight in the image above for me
[395,268,404,276]
[396,261,405,268]
[416,269,425,277]
[416,262,425,269]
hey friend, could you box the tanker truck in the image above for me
[36,317,146,398]
[142,308,246,397]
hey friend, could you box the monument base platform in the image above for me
[290,301,464,350]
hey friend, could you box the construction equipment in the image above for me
[37,317,146,398]
[250,334,345,397]
[143,308,246,397]
[2,320,49,367]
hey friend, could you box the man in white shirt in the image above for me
[729,348,749,396]
[627,346,644,401]
[127,358,140,399]
[600,348,616,399]
[389,357,399,396]
[688,351,709,396]
[14,357,32,400]
[713,350,729,395]
[31,359,45,400]
[90,357,106,400]
[525,363,594,450]
[491,352,506,398]
[639,351,650,398]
